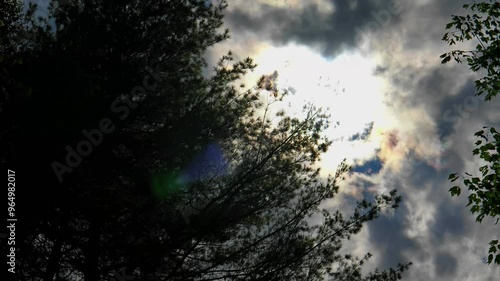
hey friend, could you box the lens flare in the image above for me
[150,143,228,199]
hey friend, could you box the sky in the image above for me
[205,0,500,280]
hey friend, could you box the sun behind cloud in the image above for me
[248,44,396,175]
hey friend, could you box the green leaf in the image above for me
[441,55,452,64]
[450,186,461,196]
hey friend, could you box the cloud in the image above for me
[212,0,500,279]
[226,0,407,56]
[434,252,458,278]
[366,202,417,269]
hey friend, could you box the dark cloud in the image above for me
[401,156,438,187]
[429,192,467,245]
[382,64,473,116]
[366,202,417,269]
[399,0,472,52]
[434,79,478,137]
[439,151,465,180]
[226,0,406,56]
[434,252,458,277]
[225,0,466,58]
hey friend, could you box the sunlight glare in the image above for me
[251,44,393,175]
